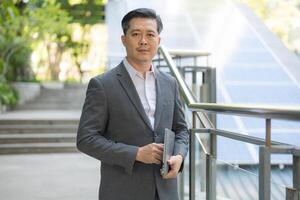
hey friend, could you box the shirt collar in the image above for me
[123,58,157,79]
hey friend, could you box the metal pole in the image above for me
[206,134,217,200]
[286,188,297,200]
[208,68,217,200]
[266,118,271,147]
[189,112,196,200]
[206,153,216,200]
[199,67,216,200]
[259,146,271,200]
[158,51,161,69]
[200,68,216,125]
[293,155,300,191]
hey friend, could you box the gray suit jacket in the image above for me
[77,62,189,200]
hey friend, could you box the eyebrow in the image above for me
[129,29,157,34]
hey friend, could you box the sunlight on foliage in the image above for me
[239,0,300,54]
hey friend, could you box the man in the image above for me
[77,8,189,200]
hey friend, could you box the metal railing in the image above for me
[157,45,300,200]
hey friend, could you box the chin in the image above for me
[136,57,152,62]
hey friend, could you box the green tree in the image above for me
[0,0,21,107]
[0,0,33,82]
[26,0,72,80]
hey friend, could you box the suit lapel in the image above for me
[154,70,166,131]
[116,63,153,131]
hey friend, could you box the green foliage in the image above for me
[238,0,267,17]
[1,0,106,82]
[6,45,33,81]
[0,0,33,82]
[28,1,72,40]
[24,0,74,80]
[0,0,20,22]
[240,0,300,53]
[58,0,105,25]
[0,58,4,75]
[0,81,18,107]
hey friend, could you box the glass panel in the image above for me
[188,133,291,200]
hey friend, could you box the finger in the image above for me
[153,157,161,164]
[153,143,164,150]
[163,170,177,179]
[153,153,163,161]
[167,161,180,173]
[152,148,163,158]
[167,159,175,166]
[155,149,163,157]
[153,146,163,152]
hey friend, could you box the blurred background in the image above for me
[1,0,300,199]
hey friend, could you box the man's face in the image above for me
[121,17,161,66]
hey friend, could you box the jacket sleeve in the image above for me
[172,79,189,171]
[76,77,138,175]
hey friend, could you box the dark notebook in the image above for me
[161,128,175,176]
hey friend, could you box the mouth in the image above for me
[137,48,149,53]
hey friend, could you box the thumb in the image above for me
[167,158,174,165]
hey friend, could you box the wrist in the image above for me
[176,154,183,159]
[135,147,141,161]
[175,154,183,163]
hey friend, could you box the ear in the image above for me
[121,35,126,46]
[158,36,161,45]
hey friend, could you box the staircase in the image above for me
[0,83,87,154]
[16,84,87,110]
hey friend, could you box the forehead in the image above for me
[127,17,158,32]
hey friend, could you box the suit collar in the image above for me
[122,58,157,79]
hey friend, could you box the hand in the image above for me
[162,155,183,179]
[136,143,164,164]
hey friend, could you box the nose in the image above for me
[139,35,148,46]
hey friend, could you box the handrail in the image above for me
[158,45,215,129]
[168,49,211,57]
[158,45,300,200]
[159,45,300,121]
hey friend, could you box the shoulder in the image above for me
[158,70,176,81]
[157,70,177,88]
[89,64,121,88]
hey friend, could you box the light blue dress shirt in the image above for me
[123,58,156,129]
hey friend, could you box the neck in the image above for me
[126,58,152,77]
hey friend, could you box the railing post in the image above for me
[206,153,216,200]
[293,155,300,198]
[189,112,196,200]
[266,118,271,147]
[200,68,216,125]
[198,64,216,200]
[259,146,271,200]
[286,188,298,200]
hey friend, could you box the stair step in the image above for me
[0,84,86,154]
[15,84,87,110]
[16,105,83,110]
[0,124,78,134]
[0,133,76,144]
[0,143,77,154]
[0,119,79,125]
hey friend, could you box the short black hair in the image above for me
[121,8,163,35]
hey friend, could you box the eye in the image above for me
[148,33,155,37]
[132,32,139,37]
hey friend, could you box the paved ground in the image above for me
[0,109,100,200]
[0,153,100,200]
